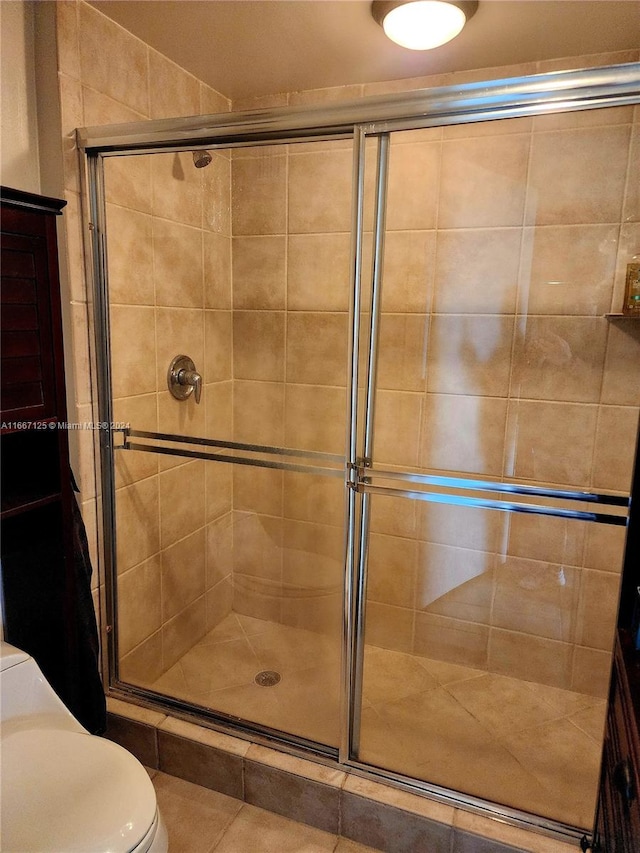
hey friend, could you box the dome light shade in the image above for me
[372,1,478,51]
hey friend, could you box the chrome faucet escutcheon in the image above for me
[167,355,202,404]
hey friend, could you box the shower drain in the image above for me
[254,670,281,687]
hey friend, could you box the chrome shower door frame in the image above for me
[78,61,640,846]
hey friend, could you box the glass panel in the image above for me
[357,494,626,827]
[104,137,353,747]
[356,106,639,828]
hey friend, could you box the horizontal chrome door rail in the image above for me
[115,427,345,478]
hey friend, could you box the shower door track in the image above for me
[80,61,640,847]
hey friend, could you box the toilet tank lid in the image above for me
[0,642,30,671]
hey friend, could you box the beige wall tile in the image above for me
[518,224,619,316]
[536,50,639,74]
[200,83,230,115]
[232,153,286,235]
[206,578,234,631]
[418,502,505,554]
[204,379,232,437]
[489,629,572,689]
[56,1,80,79]
[623,123,640,223]
[206,514,233,588]
[421,394,507,476]
[282,473,346,527]
[373,390,422,468]
[414,612,489,668]
[61,192,86,303]
[428,315,514,397]
[377,314,428,393]
[612,223,640,314]
[287,234,351,311]
[204,232,231,309]
[152,152,203,228]
[232,236,286,310]
[206,460,233,523]
[492,557,579,643]
[153,219,203,308]
[576,569,621,652]
[106,204,154,305]
[204,310,232,383]
[78,2,149,115]
[162,595,207,670]
[434,228,521,315]
[526,125,631,225]
[234,466,283,517]
[70,301,93,405]
[233,311,285,381]
[533,105,634,133]
[380,231,436,313]
[148,49,199,119]
[115,476,160,573]
[282,519,344,591]
[284,384,345,454]
[74,404,97,499]
[505,512,585,568]
[511,316,608,403]
[583,523,626,574]
[120,631,164,684]
[443,116,533,139]
[369,494,418,539]
[505,400,598,487]
[157,390,206,447]
[234,380,284,446]
[59,74,83,193]
[367,534,417,609]
[156,307,204,391]
[286,313,348,386]
[118,555,162,656]
[82,86,147,126]
[104,152,152,215]
[601,321,640,406]
[233,572,283,622]
[159,460,206,548]
[386,142,440,231]
[110,305,156,398]
[366,602,414,653]
[161,528,207,621]
[203,154,231,235]
[288,149,352,233]
[571,646,612,698]
[592,405,639,492]
[112,394,158,488]
[281,585,341,636]
[416,543,494,625]
[439,134,530,228]
[288,84,363,106]
[233,513,283,582]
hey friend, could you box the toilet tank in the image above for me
[0,642,85,731]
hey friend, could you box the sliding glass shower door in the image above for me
[103,136,359,748]
[351,110,636,829]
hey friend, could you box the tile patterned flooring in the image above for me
[144,613,606,830]
[151,770,378,853]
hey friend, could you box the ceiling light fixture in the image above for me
[372,0,478,51]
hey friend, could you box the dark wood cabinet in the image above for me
[0,186,75,704]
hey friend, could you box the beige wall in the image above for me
[53,0,640,698]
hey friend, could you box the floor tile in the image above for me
[362,646,439,705]
[153,771,242,853]
[212,803,338,852]
[567,702,607,742]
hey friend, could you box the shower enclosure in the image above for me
[80,63,640,843]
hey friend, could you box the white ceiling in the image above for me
[89,0,640,101]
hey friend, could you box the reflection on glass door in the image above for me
[104,135,356,748]
[354,108,638,829]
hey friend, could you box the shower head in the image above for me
[192,150,213,169]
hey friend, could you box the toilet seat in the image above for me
[1,727,157,853]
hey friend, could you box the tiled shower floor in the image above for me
[146,613,605,830]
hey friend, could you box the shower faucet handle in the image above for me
[168,355,202,404]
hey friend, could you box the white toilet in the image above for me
[0,641,168,853]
